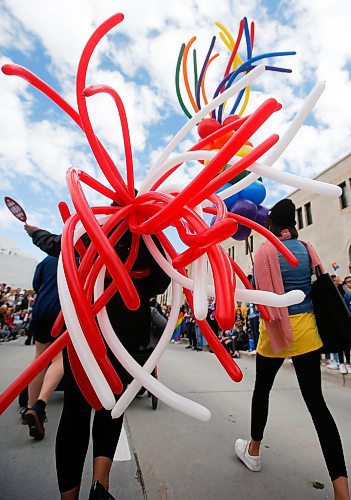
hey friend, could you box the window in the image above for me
[297,207,304,229]
[304,202,313,225]
[245,235,253,255]
[339,181,350,209]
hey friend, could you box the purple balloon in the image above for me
[232,224,252,241]
[255,205,269,226]
[230,198,258,220]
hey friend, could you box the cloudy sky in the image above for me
[0,0,350,262]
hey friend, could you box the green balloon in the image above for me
[226,168,250,185]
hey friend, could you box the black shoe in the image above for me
[185,345,192,349]
[20,407,29,425]
[23,402,47,439]
[136,387,147,398]
[88,480,116,500]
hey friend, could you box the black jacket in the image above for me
[32,228,170,351]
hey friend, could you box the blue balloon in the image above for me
[216,183,240,210]
[239,180,266,205]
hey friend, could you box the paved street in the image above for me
[0,338,350,499]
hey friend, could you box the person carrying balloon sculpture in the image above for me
[235,199,349,500]
[24,220,170,500]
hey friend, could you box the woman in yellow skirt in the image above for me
[235,199,349,500]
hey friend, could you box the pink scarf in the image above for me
[254,233,322,353]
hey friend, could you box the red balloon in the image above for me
[222,115,240,126]
[197,117,221,138]
[0,333,69,415]
[137,98,279,235]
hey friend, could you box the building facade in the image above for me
[221,152,351,282]
[0,236,38,289]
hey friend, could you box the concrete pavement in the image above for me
[1,338,350,499]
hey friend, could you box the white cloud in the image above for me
[0,6,34,53]
[0,0,351,257]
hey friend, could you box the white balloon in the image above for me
[193,254,209,320]
[111,280,208,419]
[148,149,341,200]
[57,253,116,410]
[192,205,210,320]
[143,235,305,307]
[236,288,305,306]
[220,81,327,194]
[142,82,340,202]
[93,270,211,422]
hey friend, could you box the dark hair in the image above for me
[265,217,298,239]
[344,276,351,283]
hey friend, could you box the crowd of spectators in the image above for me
[2,270,351,373]
[170,298,257,357]
[0,283,35,342]
[166,270,351,374]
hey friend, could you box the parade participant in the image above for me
[235,199,349,500]
[24,221,170,500]
[21,255,63,440]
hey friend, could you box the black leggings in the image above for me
[56,348,132,493]
[251,350,347,481]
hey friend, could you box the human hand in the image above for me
[24,223,40,237]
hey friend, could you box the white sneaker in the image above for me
[170,339,175,344]
[250,350,257,355]
[235,439,261,472]
[346,364,351,374]
[339,363,348,374]
[327,360,339,370]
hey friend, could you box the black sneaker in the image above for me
[136,387,146,398]
[20,407,29,425]
[88,480,116,500]
[23,403,47,440]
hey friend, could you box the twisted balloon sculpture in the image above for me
[0,13,341,421]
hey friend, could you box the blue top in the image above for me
[278,239,313,315]
[248,303,259,318]
[31,256,60,321]
[344,292,351,312]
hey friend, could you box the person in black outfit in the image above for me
[24,221,170,500]
[185,317,198,350]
